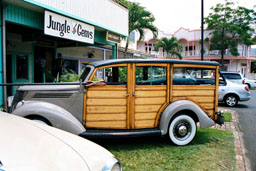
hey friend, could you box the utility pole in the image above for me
[201,0,204,61]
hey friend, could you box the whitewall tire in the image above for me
[168,115,196,146]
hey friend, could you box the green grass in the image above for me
[251,87,256,90]
[96,128,235,171]
[223,113,232,122]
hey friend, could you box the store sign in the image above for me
[44,10,94,44]
[106,31,121,44]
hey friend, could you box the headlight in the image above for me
[102,157,122,171]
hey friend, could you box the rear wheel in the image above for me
[167,114,196,146]
[224,95,238,107]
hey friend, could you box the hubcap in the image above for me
[226,96,236,106]
[173,120,191,140]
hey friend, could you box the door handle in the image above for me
[123,94,130,97]
[133,94,140,97]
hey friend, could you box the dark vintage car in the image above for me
[10,59,223,146]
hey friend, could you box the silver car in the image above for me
[0,112,122,171]
[218,79,251,107]
[221,72,244,84]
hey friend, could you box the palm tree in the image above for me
[122,1,158,57]
[154,37,183,59]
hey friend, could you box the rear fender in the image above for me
[159,100,215,135]
[12,101,85,135]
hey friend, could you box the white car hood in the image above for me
[0,113,113,171]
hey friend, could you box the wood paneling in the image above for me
[135,113,156,120]
[85,121,127,129]
[86,114,126,121]
[135,120,155,128]
[87,99,126,105]
[135,97,166,105]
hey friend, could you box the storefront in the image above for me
[0,0,128,107]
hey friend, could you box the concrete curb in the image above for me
[213,108,251,171]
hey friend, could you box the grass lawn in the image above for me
[96,128,235,171]
[223,113,232,122]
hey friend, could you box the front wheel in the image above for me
[168,115,196,146]
[224,95,238,107]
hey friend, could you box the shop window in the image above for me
[136,66,166,85]
[93,66,127,85]
[63,59,78,74]
[173,67,216,85]
[16,55,28,79]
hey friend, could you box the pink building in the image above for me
[136,28,256,78]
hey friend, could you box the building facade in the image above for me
[0,0,128,107]
[137,28,256,77]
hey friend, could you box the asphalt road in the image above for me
[219,89,256,170]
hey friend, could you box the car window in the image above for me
[80,65,93,81]
[173,67,216,85]
[93,66,127,85]
[136,66,166,85]
[222,73,241,79]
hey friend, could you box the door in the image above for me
[131,64,169,129]
[84,64,131,129]
[7,53,31,95]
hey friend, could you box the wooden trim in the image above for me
[172,85,216,90]
[131,63,136,129]
[214,66,219,120]
[82,92,87,125]
[88,64,128,81]
[135,63,168,67]
[127,63,132,129]
[135,86,166,90]
[154,103,168,127]
[170,65,174,102]
[172,64,217,69]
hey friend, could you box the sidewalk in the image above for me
[212,108,250,171]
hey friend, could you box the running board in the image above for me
[79,128,162,139]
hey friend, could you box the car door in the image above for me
[131,63,170,129]
[84,64,131,129]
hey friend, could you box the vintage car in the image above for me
[0,111,122,171]
[10,59,223,146]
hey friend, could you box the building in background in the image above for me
[0,0,128,107]
[136,28,256,78]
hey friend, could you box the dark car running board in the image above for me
[79,128,162,139]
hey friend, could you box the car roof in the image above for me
[89,59,219,68]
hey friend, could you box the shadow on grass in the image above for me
[218,103,248,108]
[86,128,223,150]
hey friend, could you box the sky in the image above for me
[131,0,256,34]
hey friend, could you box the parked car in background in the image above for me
[10,59,224,146]
[244,77,256,89]
[0,112,122,171]
[221,72,244,84]
[218,77,251,107]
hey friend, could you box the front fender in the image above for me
[12,101,85,135]
[159,100,215,135]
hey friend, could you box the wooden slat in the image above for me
[135,86,166,91]
[135,113,156,120]
[172,90,214,96]
[201,103,215,110]
[86,114,126,121]
[88,87,126,91]
[86,121,126,129]
[135,97,166,105]
[87,99,126,106]
[87,91,127,98]
[172,96,214,103]
[87,106,126,114]
[173,85,216,90]
[172,64,217,69]
[135,105,161,113]
[135,120,155,128]
[135,91,166,97]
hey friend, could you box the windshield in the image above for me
[79,65,94,82]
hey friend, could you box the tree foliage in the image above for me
[118,0,158,57]
[155,37,183,59]
[204,1,256,70]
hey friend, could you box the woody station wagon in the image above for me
[10,59,223,146]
